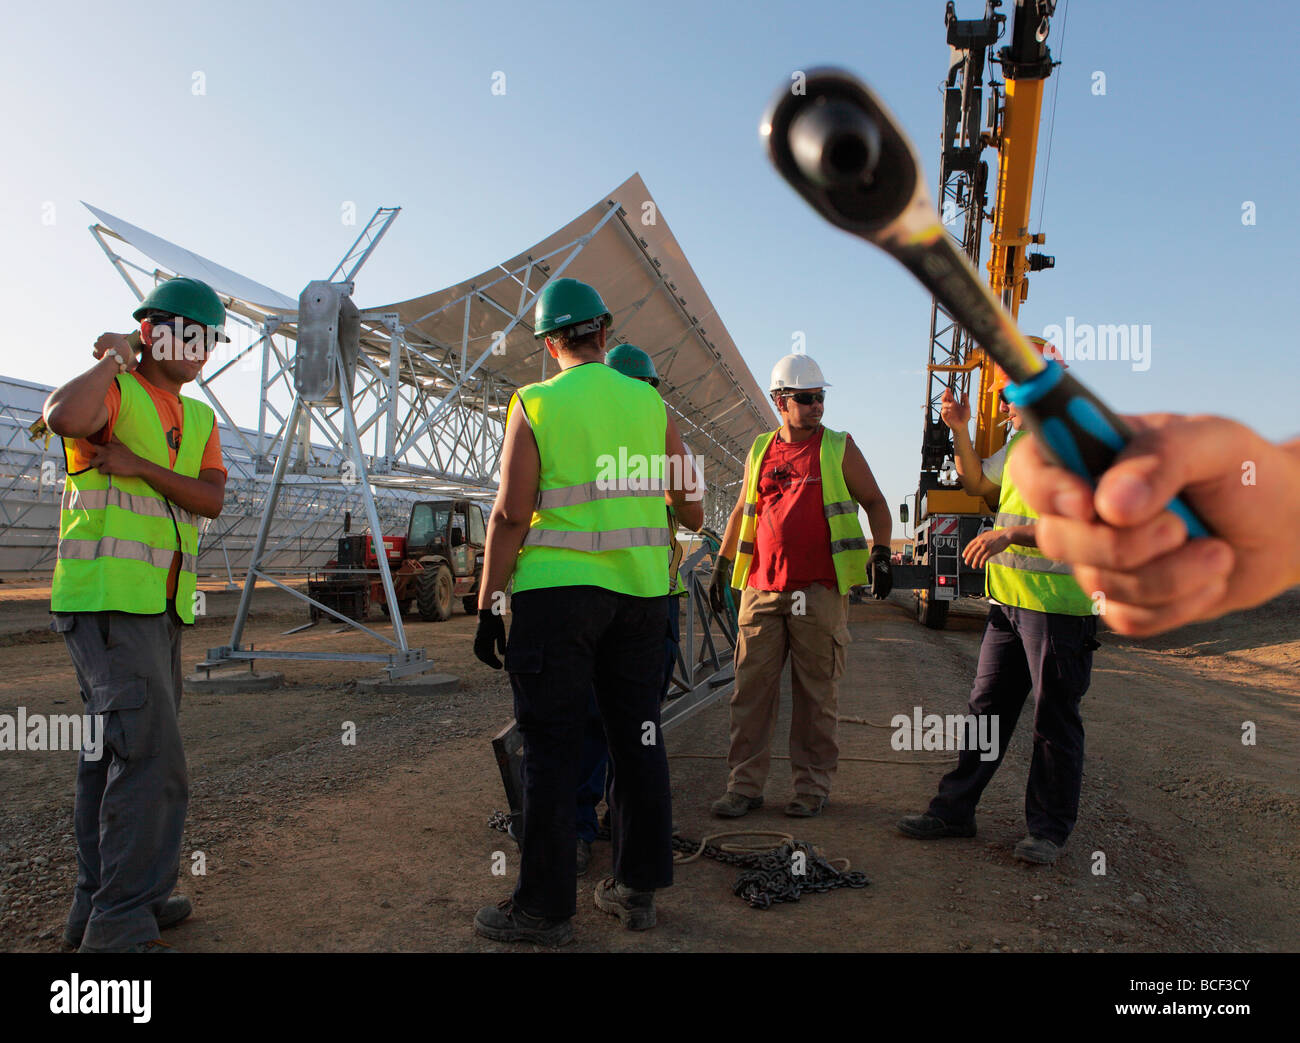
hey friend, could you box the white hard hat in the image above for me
[770,353,830,393]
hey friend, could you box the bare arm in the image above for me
[716,455,750,561]
[44,357,119,439]
[479,399,540,610]
[146,465,225,519]
[841,435,893,549]
[1006,415,1300,636]
[940,390,1000,507]
[952,426,1000,508]
[963,522,1035,568]
[78,434,222,514]
[664,416,703,531]
[81,439,225,519]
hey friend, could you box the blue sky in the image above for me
[2,0,1295,537]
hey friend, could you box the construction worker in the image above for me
[472,278,702,945]
[898,340,1099,865]
[42,276,229,951]
[707,353,893,819]
[605,343,697,703]
[566,344,699,876]
[1007,414,1300,637]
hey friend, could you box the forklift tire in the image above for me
[462,596,477,616]
[380,599,414,619]
[416,564,454,622]
[916,588,950,630]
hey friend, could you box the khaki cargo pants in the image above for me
[726,583,850,799]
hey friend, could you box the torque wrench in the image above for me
[761,68,1209,537]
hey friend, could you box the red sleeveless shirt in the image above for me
[748,428,836,592]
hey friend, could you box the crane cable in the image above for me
[1034,0,1070,236]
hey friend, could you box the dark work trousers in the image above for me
[575,691,608,844]
[928,603,1099,846]
[662,594,682,703]
[52,604,188,949]
[508,585,673,919]
[574,594,684,842]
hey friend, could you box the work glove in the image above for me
[474,608,506,669]
[708,556,733,616]
[869,545,893,600]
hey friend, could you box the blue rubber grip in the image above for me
[1005,361,1211,539]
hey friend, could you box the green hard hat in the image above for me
[533,277,611,339]
[606,343,659,387]
[133,277,229,340]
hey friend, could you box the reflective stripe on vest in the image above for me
[523,526,667,552]
[984,431,1094,616]
[511,364,670,598]
[537,479,665,510]
[731,427,869,596]
[57,536,198,574]
[51,373,213,622]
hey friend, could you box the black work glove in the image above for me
[869,545,893,600]
[474,608,506,669]
[708,556,733,616]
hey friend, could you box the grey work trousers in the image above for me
[52,605,188,949]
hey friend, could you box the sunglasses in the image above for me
[144,315,221,355]
[783,391,824,405]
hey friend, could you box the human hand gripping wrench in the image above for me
[760,69,1213,546]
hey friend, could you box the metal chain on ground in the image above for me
[669,831,869,910]
[487,816,869,909]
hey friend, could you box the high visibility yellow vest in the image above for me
[511,363,670,598]
[52,373,213,622]
[985,431,1094,616]
[731,427,869,596]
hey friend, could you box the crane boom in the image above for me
[899,0,1058,628]
[979,0,1057,456]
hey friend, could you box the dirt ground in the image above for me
[0,576,1296,953]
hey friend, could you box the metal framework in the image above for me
[69,176,772,680]
[0,374,420,578]
[917,2,1002,500]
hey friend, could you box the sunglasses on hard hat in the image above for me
[784,391,824,405]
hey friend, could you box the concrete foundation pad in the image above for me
[355,672,460,696]
[185,670,285,694]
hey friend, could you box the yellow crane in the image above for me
[899,0,1059,627]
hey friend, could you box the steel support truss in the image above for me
[86,196,751,680]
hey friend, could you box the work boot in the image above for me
[711,791,763,818]
[1013,835,1062,865]
[473,898,573,947]
[576,838,592,877]
[785,793,828,818]
[594,878,656,930]
[896,813,977,839]
[65,894,194,951]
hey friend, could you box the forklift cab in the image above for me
[406,499,486,577]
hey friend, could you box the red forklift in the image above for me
[307,498,488,623]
